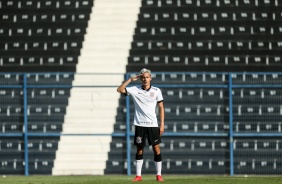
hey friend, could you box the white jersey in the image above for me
[126,85,163,127]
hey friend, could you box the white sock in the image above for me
[136,159,143,176]
[154,161,162,176]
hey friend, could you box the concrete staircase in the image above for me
[52,0,140,175]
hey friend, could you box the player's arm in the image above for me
[117,74,141,94]
[157,101,165,135]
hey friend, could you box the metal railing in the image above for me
[1,72,282,176]
[125,72,282,176]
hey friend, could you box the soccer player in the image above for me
[117,68,165,182]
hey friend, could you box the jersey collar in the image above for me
[141,85,151,91]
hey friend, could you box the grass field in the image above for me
[0,175,281,184]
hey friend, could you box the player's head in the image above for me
[139,68,152,85]
[140,68,151,75]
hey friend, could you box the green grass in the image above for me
[0,175,281,184]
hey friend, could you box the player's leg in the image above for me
[133,145,143,181]
[148,127,164,181]
[152,144,164,181]
[132,126,146,181]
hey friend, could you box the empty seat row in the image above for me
[1,151,56,160]
[233,105,282,115]
[27,123,62,133]
[166,121,227,133]
[0,13,90,23]
[0,0,92,9]
[235,160,282,174]
[120,105,227,117]
[0,88,70,97]
[110,137,228,151]
[231,74,282,84]
[0,159,24,175]
[0,88,71,98]
[0,72,74,82]
[160,91,281,102]
[0,56,78,66]
[28,106,66,115]
[4,120,282,134]
[114,121,229,133]
[0,139,22,151]
[27,75,74,84]
[0,105,66,116]
[166,121,282,133]
[115,118,282,133]
[0,137,59,151]
[28,140,59,151]
[0,41,82,51]
[163,88,226,101]
[131,40,282,50]
[0,122,21,133]
[0,122,62,133]
[129,55,282,66]
[139,12,281,22]
[142,0,280,8]
[234,139,282,150]
[0,159,54,175]
[234,122,282,133]
[163,88,282,99]
[0,27,85,37]
[29,89,70,98]
[105,159,227,174]
[135,26,282,36]
[128,72,228,83]
[0,73,279,86]
[127,72,282,84]
[233,89,282,98]
[28,74,73,83]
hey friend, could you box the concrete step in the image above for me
[83,42,131,50]
[72,76,123,86]
[64,112,116,119]
[91,14,137,21]
[62,126,114,134]
[63,118,114,124]
[79,51,128,58]
[59,136,111,142]
[94,0,140,8]
[53,168,105,175]
[76,65,126,73]
[55,152,108,160]
[82,35,133,42]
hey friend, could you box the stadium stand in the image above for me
[234,138,282,175]
[105,0,282,175]
[0,0,91,72]
[0,0,93,175]
[127,0,282,72]
[1,0,282,176]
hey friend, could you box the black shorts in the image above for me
[134,126,161,147]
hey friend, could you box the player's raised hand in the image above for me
[130,74,142,82]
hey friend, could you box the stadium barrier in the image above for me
[0,72,282,176]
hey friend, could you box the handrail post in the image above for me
[228,73,234,176]
[125,74,131,176]
[23,73,29,176]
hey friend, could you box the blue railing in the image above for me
[1,72,282,176]
[125,72,282,176]
[0,73,124,176]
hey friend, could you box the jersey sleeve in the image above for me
[156,88,164,102]
[125,86,132,96]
